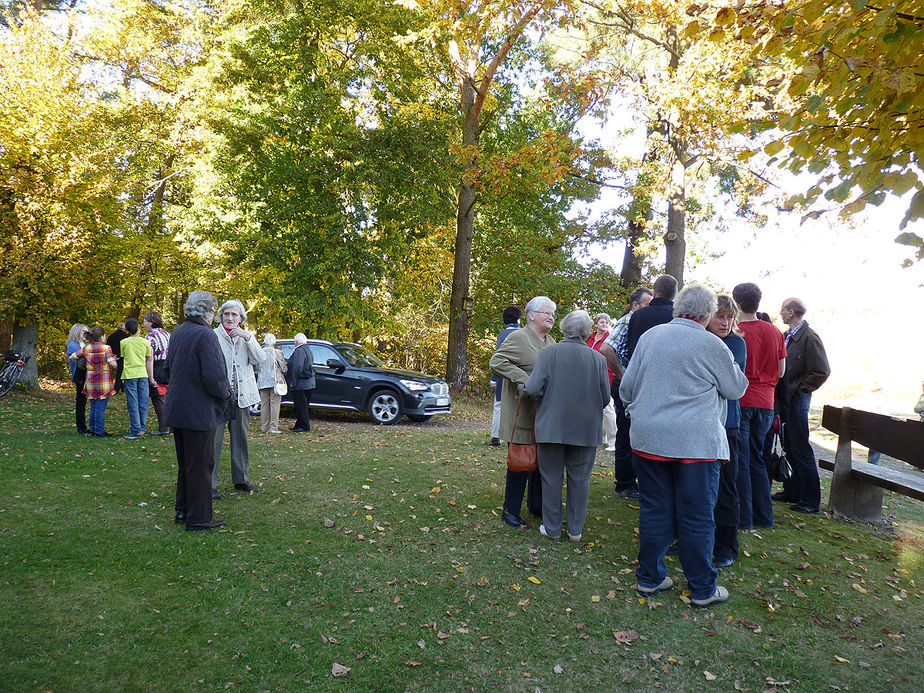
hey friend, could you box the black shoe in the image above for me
[93,432,113,438]
[713,556,737,569]
[151,430,171,436]
[488,438,501,447]
[291,427,309,433]
[790,503,819,514]
[614,486,640,500]
[175,512,186,524]
[77,428,90,435]
[235,482,261,494]
[186,520,226,531]
[502,511,530,529]
[772,491,796,502]
[211,490,221,500]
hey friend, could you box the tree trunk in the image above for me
[621,127,657,287]
[11,322,39,389]
[446,79,479,392]
[664,145,686,286]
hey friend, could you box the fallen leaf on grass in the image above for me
[613,629,639,645]
[738,619,762,633]
[704,670,717,681]
[322,517,335,528]
[553,665,564,674]
[851,583,868,594]
[405,661,421,667]
[833,655,849,663]
[332,663,351,677]
[527,576,541,584]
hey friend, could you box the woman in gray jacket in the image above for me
[620,285,749,608]
[521,310,610,542]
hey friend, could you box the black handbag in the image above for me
[767,428,792,482]
[153,358,169,385]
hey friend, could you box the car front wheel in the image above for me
[368,389,403,425]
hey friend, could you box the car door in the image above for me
[309,343,348,407]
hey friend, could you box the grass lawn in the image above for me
[1,383,922,692]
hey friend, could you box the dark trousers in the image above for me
[174,427,217,525]
[504,466,543,518]
[611,379,635,490]
[149,387,168,433]
[714,427,740,562]
[782,392,820,509]
[74,381,87,433]
[292,388,313,430]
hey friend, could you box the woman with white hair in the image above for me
[521,310,610,541]
[285,333,316,432]
[212,299,265,496]
[489,295,557,529]
[619,284,749,608]
[66,323,90,434]
[257,333,287,434]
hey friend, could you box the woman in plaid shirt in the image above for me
[70,326,119,436]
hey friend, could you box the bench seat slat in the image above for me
[850,461,924,502]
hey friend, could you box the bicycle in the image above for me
[0,351,29,398]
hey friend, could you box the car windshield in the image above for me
[335,343,386,368]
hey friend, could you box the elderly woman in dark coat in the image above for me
[619,285,749,607]
[521,310,610,542]
[164,291,232,531]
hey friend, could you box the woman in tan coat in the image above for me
[489,296,556,529]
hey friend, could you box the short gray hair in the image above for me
[293,332,308,345]
[673,284,717,323]
[184,290,218,320]
[592,313,611,324]
[218,299,247,323]
[263,333,277,346]
[524,295,556,316]
[560,309,592,340]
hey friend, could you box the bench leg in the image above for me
[827,426,883,523]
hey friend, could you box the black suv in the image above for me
[254,339,451,425]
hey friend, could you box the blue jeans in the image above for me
[88,397,109,435]
[124,378,149,435]
[636,455,720,601]
[784,392,820,509]
[737,407,775,529]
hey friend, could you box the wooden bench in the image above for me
[817,405,924,522]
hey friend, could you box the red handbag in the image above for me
[507,399,537,473]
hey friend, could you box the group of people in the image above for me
[489,276,830,609]
[66,292,319,531]
[67,315,170,439]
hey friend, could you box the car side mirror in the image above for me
[327,358,346,373]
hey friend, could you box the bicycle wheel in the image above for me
[0,363,21,397]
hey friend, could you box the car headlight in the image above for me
[400,379,429,392]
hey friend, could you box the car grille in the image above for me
[430,382,449,396]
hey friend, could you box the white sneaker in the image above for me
[605,445,616,452]
[636,576,673,596]
[692,585,730,608]
[539,524,560,540]
[568,533,582,543]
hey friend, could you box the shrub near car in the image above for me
[255,339,451,425]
